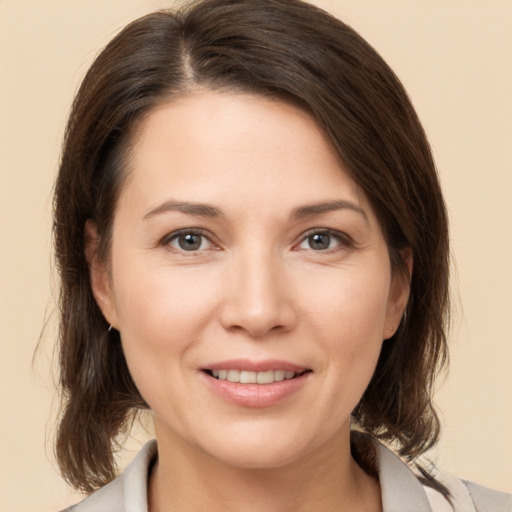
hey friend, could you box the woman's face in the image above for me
[90,91,408,469]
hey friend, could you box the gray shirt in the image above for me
[63,440,512,512]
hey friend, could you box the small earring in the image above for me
[108,325,114,332]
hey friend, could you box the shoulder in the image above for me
[461,480,512,512]
[60,440,157,512]
[375,440,512,512]
[422,459,512,512]
[60,477,125,512]
[424,476,512,512]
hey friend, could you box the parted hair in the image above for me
[54,0,450,493]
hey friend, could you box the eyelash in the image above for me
[295,228,354,253]
[161,229,218,253]
[160,228,354,253]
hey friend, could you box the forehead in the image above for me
[120,90,373,220]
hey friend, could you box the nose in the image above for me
[219,250,297,338]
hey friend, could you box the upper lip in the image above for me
[203,359,310,373]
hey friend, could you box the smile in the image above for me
[206,369,306,384]
[202,366,311,408]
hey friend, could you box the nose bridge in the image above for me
[220,243,296,337]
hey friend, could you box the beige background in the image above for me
[1,1,511,510]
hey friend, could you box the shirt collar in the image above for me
[375,441,433,511]
[73,438,434,511]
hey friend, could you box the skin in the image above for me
[88,90,410,512]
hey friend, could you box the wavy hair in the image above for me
[54,0,449,493]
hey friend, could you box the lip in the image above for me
[204,359,308,373]
[200,359,311,408]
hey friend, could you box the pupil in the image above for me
[179,233,201,251]
[309,233,330,250]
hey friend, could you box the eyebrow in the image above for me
[292,200,369,222]
[143,200,223,220]
[142,199,368,222]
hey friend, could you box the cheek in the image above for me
[110,263,223,415]
[300,266,389,396]
[111,256,222,368]
[301,264,391,339]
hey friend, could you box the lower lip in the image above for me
[201,372,310,408]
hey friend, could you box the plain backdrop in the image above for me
[0,1,511,510]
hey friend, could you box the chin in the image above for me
[188,418,344,470]
[204,438,308,470]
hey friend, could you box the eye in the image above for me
[165,230,214,252]
[297,230,349,251]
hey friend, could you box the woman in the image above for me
[53,0,511,510]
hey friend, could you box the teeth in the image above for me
[274,370,285,382]
[227,369,240,383]
[256,370,274,384]
[240,370,257,383]
[211,369,301,384]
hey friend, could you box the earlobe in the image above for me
[84,220,118,328]
[384,248,413,340]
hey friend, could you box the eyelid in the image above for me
[160,228,220,252]
[294,228,355,251]
[159,227,355,253]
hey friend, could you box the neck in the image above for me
[148,425,381,512]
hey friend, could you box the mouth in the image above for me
[201,362,311,407]
[203,369,310,384]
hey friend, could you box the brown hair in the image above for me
[54,0,449,493]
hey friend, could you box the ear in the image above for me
[383,248,413,340]
[84,219,118,328]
